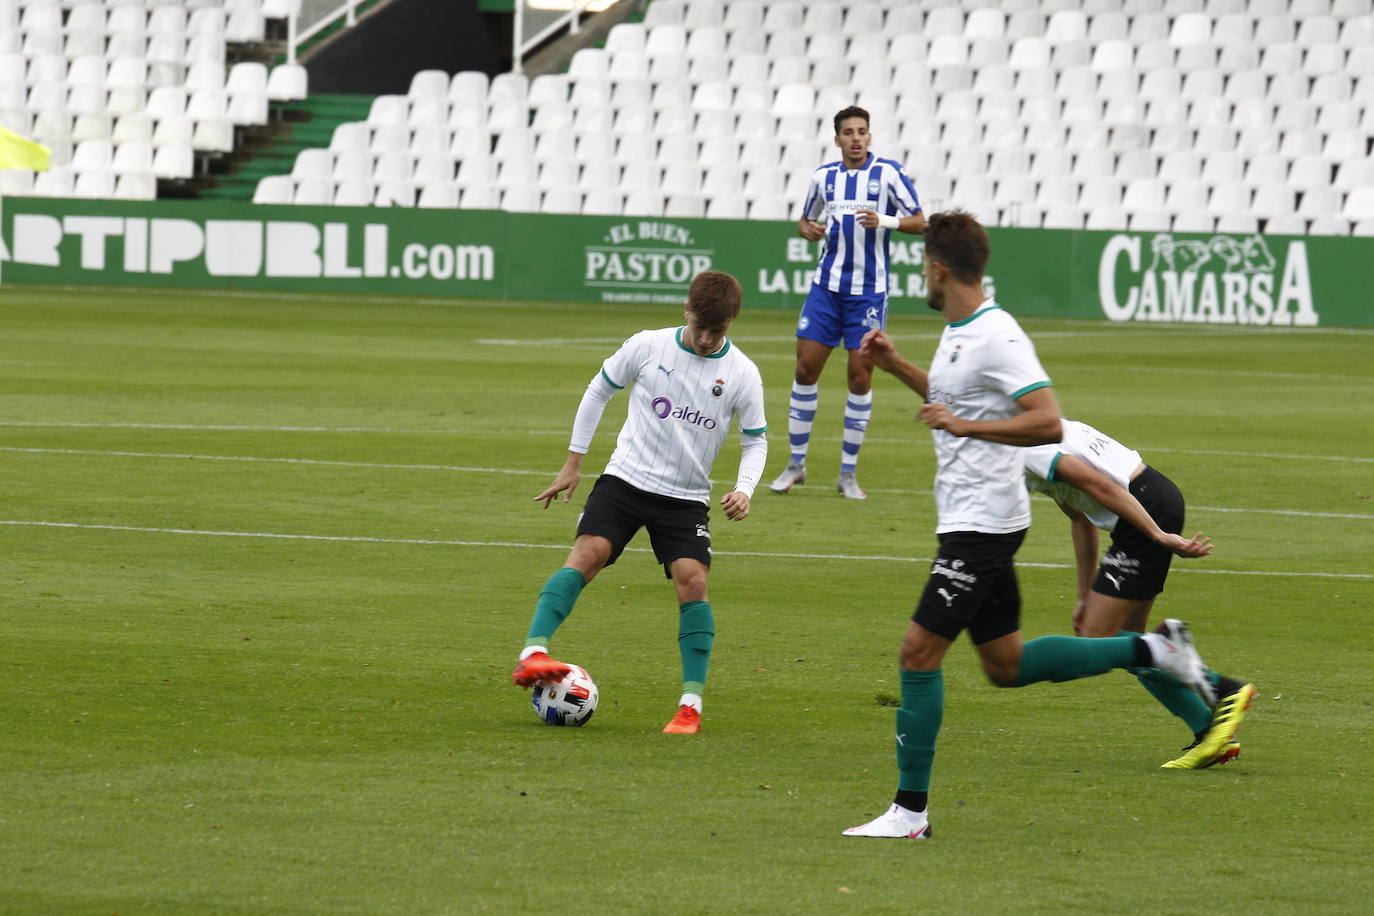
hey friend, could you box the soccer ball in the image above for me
[530,664,598,727]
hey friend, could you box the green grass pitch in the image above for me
[1,285,1372,914]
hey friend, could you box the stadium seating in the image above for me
[2,0,304,201]
[248,0,1368,232]
[5,0,1369,234]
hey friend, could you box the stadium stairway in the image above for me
[195,93,373,202]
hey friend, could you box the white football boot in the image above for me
[843,804,932,839]
[1143,618,1217,707]
[836,469,866,500]
[769,461,807,493]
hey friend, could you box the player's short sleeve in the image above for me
[599,331,649,389]
[1022,443,1061,482]
[887,161,921,215]
[800,169,825,221]
[983,333,1052,402]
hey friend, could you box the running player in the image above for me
[769,105,925,500]
[511,270,768,735]
[1023,417,1256,769]
[842,212,1250,839]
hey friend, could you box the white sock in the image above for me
[519,645,547,661]
[680,692,703,713]
[1141,632,1169,667]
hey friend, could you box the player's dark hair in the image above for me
[923,210,990,284]
[833,105,870,135]
[687,270,743,327]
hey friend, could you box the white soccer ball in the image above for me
[530,664,599,727]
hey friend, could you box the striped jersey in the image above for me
[1024,419,1145,532]
[801,153,922,296]
[598,327,767,504]
[925,302,1052,534]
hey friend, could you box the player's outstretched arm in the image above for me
[534,451,584,509]
[859,329,929,398]
[1053,455,1214,558]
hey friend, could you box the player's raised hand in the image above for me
[858,328,898,370]
[1164,532,1214,558]
[720,491,751,520]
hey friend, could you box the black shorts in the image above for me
[576,474,711,578]
[913,529,1026,645]
[1093,466,1184,601]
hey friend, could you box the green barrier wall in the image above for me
[3,197,1369,326]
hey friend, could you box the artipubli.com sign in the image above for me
[2,198,1368,326]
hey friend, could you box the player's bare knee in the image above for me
[899,642,940,671]
[983,662,1020,688]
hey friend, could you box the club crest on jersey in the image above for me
[868,179,881,194]
[711,378,724,397]
[950,344,961,363]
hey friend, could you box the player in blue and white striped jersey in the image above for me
[770,106,926,500]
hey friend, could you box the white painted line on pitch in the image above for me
[1144,446,1374,464]
[0,446,551,476]
[4,446,1369,520]
[2,519,1369,580]
[2,423,1369,468]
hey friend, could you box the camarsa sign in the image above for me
[1097,233,1317,326]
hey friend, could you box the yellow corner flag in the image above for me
[0,126,51,172]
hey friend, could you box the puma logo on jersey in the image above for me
[658,364,674,378]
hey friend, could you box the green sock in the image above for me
[896,669,943,792]
[524,567,585,649]
[1015,635,1138,687]
[677,600,714,694]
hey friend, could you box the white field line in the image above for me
[1,423,1371,467]
[20,287,1374,335]
[1,519,1369,580]
[3,445,1371,520]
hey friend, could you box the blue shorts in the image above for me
[796,283,888,350]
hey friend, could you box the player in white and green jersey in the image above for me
[511,271,768,735]
[1023,418,1255,769]
[842,212,1245,840]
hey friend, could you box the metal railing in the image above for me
[513,0,595,74]
[287,0,371,65]
[285,0,603,71]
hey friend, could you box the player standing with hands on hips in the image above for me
[842,212,1250,839]
[511,271,768,735]
[769,106,925,500]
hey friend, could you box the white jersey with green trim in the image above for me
[925,301,1051,534]
[1024,418,1144,532]
[599,326,767,504]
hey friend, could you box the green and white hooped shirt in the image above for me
[597,326,768,505]
[925,301,1051,534]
